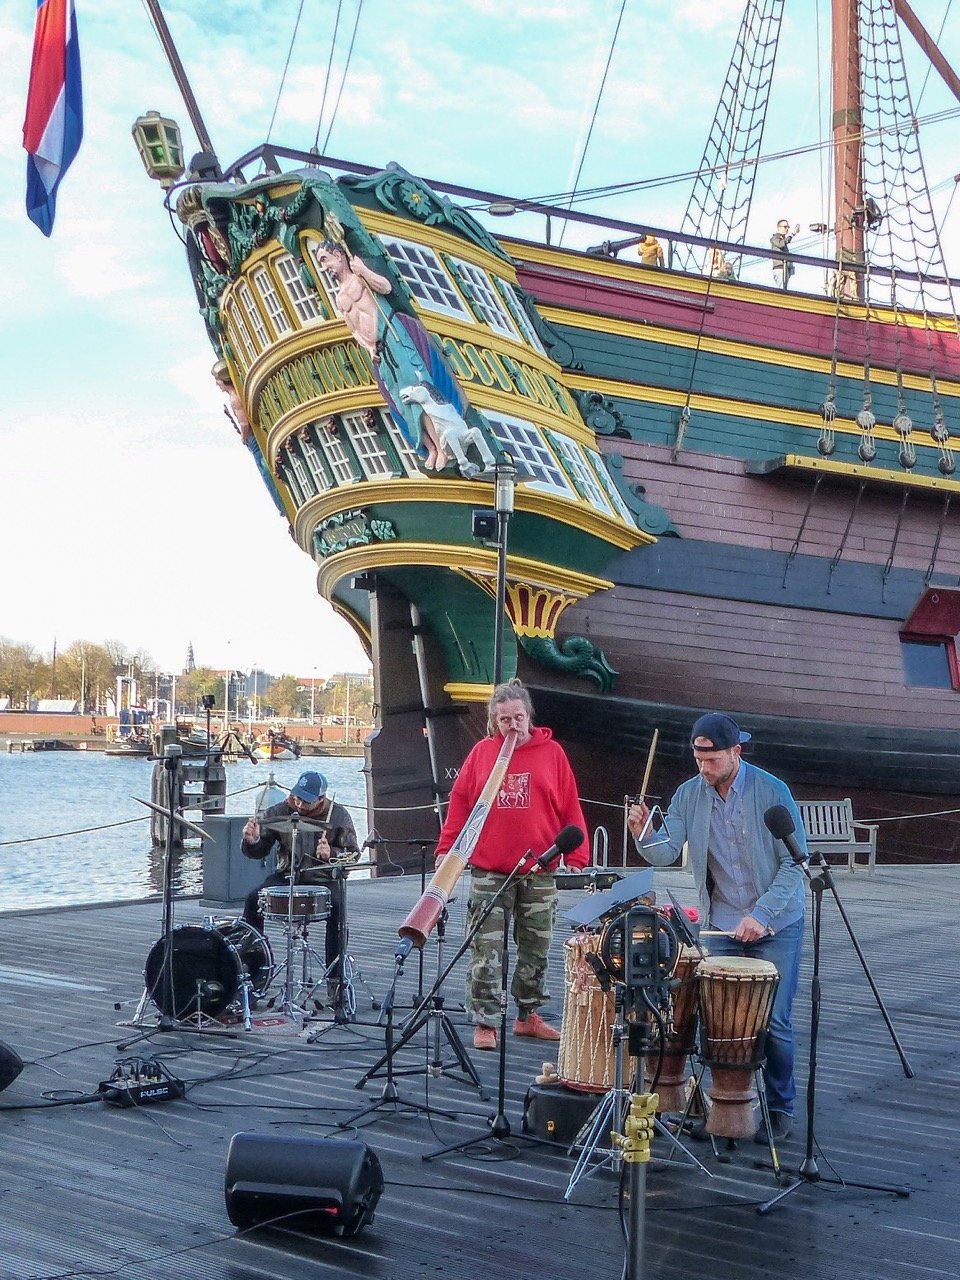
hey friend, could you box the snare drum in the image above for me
[258,884,331,923]
[557,932,628,1092]
[697,955,780,1138]
[143,918,273,1021]
[644,944,701,1112]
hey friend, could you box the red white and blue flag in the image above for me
[23,0,83,236]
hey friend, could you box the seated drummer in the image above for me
[241,770,358,979]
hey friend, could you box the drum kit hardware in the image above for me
[127,780,377,1037]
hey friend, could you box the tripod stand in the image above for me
[564,982,712,1200]
[305,863,380,1039]
[339,946,457,1127]
[355,908,487,1098]
[758,849,912,1213]
[422,854,558,1161]
[124,750,240,1046]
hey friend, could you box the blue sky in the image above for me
[2,1,958,677]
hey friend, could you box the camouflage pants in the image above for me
[465,871,558,1027]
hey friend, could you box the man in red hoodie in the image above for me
[435,681,589,1051]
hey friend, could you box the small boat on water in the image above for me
[251,730,302,763]
[103,731,152,758]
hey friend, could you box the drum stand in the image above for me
[354,908,487,1099]
[758,853,912,1214]
[564,984,712,1200]
[268,915,328,1022]
[272,813,312,1021]
[305,865,379,1039]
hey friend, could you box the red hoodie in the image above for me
[435,726,589,875]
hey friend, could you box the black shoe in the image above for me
[754,1111,792,1144]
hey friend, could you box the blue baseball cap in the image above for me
[690,713,751,751]
[290,770,328,803]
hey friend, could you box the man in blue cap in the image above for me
[241,771,358,992]
[627,712,807,1143]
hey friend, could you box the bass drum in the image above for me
[143,919,273,1021]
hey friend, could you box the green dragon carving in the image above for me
[519,634,618,692]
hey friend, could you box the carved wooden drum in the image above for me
[697,955,779,1138]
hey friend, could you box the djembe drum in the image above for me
[557,931,627,1092]
[697,956,779,1138]
[644,944,701,1112]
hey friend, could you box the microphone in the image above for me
[395,937,413,961]
[527,824,584,871]
[763,805,808,865]
[362,832,383,849]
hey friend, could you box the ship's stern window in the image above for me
[380,237,471,320]
[252,265,292,337]
[275,253,325,324]
[450,259,519,338]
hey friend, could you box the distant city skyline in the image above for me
[1,629,370,683]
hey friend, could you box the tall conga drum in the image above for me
[697,956,779,1139]
[644,944,701,1112]
[557,932,627,1092]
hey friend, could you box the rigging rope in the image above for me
[556,0,627,249]
[318,0,364,154]
[678,0,785,268]
[313,0,345,152]
[265,0,308,146]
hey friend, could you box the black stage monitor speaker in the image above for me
[224,1133,384,1237]
[0,1041,24,1092]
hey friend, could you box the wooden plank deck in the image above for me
[0,863,957,1280]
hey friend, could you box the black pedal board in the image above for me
[99,1059,185,1107]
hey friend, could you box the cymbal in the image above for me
[258,816,333,836]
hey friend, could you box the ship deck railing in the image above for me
[216,143,960,302]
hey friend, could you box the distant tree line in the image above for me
[0,636,372,724]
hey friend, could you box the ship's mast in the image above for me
[832,0,866,300]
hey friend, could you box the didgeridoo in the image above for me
[398,730,518,949]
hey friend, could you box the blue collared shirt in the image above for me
[705,762,757,931]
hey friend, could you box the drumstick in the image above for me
[699,929,736,938]
[639,728,659,801]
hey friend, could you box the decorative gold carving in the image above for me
[457,569,581,639]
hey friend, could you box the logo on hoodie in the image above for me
[498,772,531,809]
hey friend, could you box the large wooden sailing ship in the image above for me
[140,0,960,862]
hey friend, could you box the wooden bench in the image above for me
[797,799,879,873]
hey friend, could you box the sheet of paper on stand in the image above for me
[562,868,655,928]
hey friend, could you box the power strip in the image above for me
[99,1058,185,1108]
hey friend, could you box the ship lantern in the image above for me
[131,111,185,189]
[494,451,517,515]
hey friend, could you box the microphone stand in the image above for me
[758,850,912,1213]
[421,849,559,1161]
[338,947,457,1128]
[356,907,487,1098]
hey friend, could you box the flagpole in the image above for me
[143,0,220,168]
